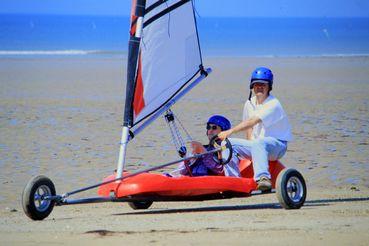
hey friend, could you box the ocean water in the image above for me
[0,14,369,57]
[198,17,369,56]
[0,14,127,54]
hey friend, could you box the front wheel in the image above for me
[276,168,307,209]
[128,201,153,210]
[22,175,56,220]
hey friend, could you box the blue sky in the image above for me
[0,0,369,17]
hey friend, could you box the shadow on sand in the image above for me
[113,196,369,216]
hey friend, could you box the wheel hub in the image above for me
[34,185,52,212]
[286,177,304,203]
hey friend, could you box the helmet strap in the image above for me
[248,90,252,101]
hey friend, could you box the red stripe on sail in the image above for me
[133,53,145,117]
[130,16,137,36]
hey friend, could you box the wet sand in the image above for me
[0,56,369,245]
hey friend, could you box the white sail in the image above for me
[128,0,203,128]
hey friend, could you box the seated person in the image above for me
[217,67,292,191]
[176,115,240,177]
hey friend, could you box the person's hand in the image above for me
[217,130,232,141]
[191,141,206,154]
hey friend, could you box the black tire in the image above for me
[128,201,153,210]
[22,175,56,220]
[276,168,307,209]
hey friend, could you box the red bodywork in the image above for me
[98,160,285,200]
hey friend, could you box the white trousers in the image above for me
[227,137,287,180]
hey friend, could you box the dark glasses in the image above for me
[206,124,219,130]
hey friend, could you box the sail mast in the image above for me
[117,0,210,177]
[124,0,146,127]
[117,0,146,179]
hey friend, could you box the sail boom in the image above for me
[131,67,212,138]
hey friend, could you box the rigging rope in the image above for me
[164,109,192,157]
[173,113,193,142]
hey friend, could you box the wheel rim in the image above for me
[286,176,304,203]
[33,185,52,212]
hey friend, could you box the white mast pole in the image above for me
[116,5,145,179]
[116,126,130,179]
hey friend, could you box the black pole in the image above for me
[123,0,146,127]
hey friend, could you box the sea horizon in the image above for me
[1,14,369,57]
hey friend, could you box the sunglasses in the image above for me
[206,124,219,130]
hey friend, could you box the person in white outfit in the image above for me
[217,67,292,191]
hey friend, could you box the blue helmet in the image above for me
[250,67,273,89]
[207,115,231,131]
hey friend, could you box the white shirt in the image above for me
[242,95,292,141]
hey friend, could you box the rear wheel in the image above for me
[22,175,56,220]
[128,201,153,210]
[276,168,306,209]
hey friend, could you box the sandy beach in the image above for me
[1,55,369,245]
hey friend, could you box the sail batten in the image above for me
[145,0,169,14]
[144,0,191,28]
